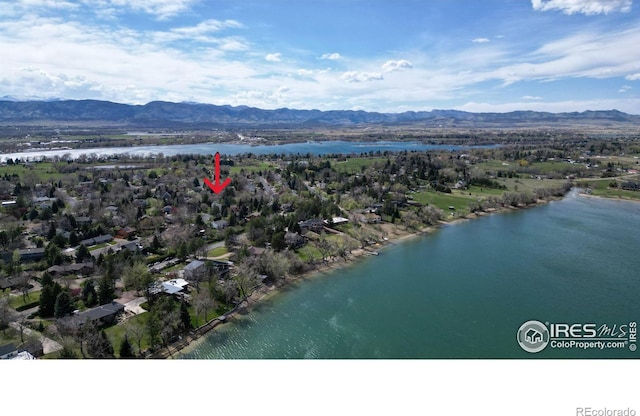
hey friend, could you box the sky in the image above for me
[1,0,639,114]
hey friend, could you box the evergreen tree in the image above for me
[75,244,91,263]
[81,280,97,307]
[39,273,62,318]
[54,291,73,318]
[180,300,192,330]
[69,231,78,247]
[97,275,115,305]
[118,335,135,359]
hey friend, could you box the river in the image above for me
[180,192,640,359]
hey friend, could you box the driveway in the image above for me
[9,322,63,355]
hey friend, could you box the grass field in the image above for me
[0,161,66,181]
[207,246,228,257]
[8,291,41,310]
[576,179,640,200]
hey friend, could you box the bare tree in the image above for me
[124,320,146,357]
[193,290,216,327]
[0,294,12,335]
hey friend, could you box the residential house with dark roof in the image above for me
[77,302,125,326]
[79,234,113,247]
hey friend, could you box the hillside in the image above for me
[1,99,639,129]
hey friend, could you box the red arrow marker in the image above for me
[204,152,231,194]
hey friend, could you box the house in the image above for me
[120,241,143,253]
[116,226,136,239]
[1,247,46,263]
[364,213,382,224]
[299,218,325,234]
[0,343,18,359]
[210,260,232,279]
[331,217,349,226]
[454,180,467,190]
[211,219,229,230]
[248,246,266,257]
[161,278,190,295]
[285,232,306,249]
[79,234,113,247]
[77,302,125,326]
[47,262,95,277]
[75,216,92,226]
[183,260,205,281]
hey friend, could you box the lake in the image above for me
[180,191,640,359]
[0,140,496,162]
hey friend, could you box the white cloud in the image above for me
[171,19,243,37]
[457,98,640,114]
[341,71,384,82]
[320,52,342,60]
[618,85,632,93]
[265,53,282,62]
[472,38,490,43]
[381,60,413,73]
[522,95,543,100]
[531,0,632,15]
[84,0,200,20]
[626,73,640,80]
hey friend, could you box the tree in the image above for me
[69,231,79,247]
[58,337,78,359]
[81,280,97,307]
[97,275,115,305]
[118,335,135,359]
[39,278,62,318]
[180,300,192,331]
[122,261,153,297]
[54,291,74,318]
[270,230,286,252]
[0,295,10,334]
[75,244,91,263]
[86,329,114,359]
[193,290,215,327]
[124,320,146,357]
[233,260,259,300]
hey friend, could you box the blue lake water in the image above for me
[0,140,495,161]
[180,192,640,359]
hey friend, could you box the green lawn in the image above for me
[296,243,323,263]
[8,291,41,310]
[88,242,110,251]
[0,161,65,181]
[207,246,228,257]
[104,312,151,358]
[411,190,475,213]
[576,179,640,200]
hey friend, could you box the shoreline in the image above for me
[157,196,563,359]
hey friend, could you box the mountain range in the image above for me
[1,99,639,129]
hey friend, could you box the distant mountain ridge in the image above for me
[0,99,638,128]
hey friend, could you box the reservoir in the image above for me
[180,192,640,359]
[0,140,496,161]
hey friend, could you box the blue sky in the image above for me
[1,0,639,113]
